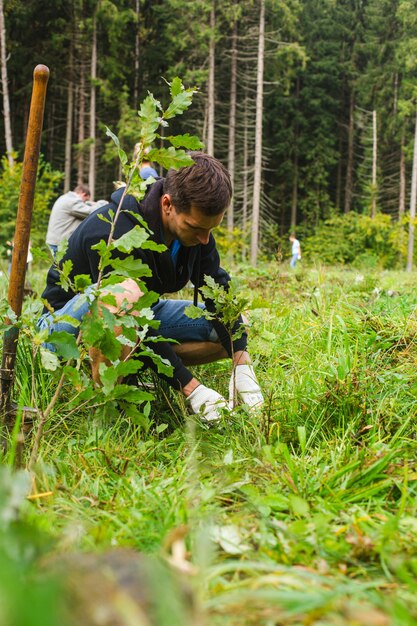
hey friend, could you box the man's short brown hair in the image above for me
[164,152,232,216]
[74,184,91,197]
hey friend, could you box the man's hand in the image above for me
[187,384,228,423]
[229,363,264,409]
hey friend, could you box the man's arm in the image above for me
[194,235,248,357]
[70,198,95,220]
[196,238,264,410]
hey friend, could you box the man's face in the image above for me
[163,196,225,247]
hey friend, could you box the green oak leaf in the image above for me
[47,331,80,360]
[164,87,196,119]
[81,313,121,360]
[105,126,128,165]
[108,384,154,403]
[58,259,74,291]
[39,347,60,371]
[164,134,204,150]
[169,76,183,98]
[113,226,150,253]
[184,304,206,319]
[148,147,194,170]
[92,239,112,270]
[141,240,166,252]
[110,256,153,278]
[74,274,93,291]
[134,290,160,309]
[138,94,161,144]
[137,346,173,377]
[99,360,146,395]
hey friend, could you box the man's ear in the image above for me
[161,193,172,215]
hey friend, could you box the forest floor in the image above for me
[1,262,417,626]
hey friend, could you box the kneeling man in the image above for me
[38,153,263,422]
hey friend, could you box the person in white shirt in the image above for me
[289,233,301,268]
[46,184,106,256]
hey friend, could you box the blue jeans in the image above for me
[290,254,299,269]
[37,290,219,351]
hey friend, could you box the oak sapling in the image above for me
[185,276,253,409]
[31,78,204,439]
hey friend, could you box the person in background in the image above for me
[46,184,106,257]
[140,160,158,181]
[289,233,301,269]
[133,143,159,180]
[38,153,264,424]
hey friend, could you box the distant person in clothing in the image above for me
[133,143,159,180]
[289,233,301,269]
[140,163,159,180]
[6,239,33,273]
[46,184,106,257]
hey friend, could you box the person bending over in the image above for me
[38,153,264,423]
[46,184,107,257]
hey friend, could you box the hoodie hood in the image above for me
[110,180,165,238]
[110,186,142,211]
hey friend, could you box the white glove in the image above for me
[229,363,264,409]
[187,384,228,423]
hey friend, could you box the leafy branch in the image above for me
[185,276,267,408]
[28,78,203,464]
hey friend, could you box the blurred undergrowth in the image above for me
[0,263,416,624]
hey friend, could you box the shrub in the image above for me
[302,212,407,269]
[0,155,63,253]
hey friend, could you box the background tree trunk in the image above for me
[290,77,300,229]
[206,2,215,156]
[406,108,417,272]
[77,59,86,185]
[241,91,249,260]
[250,0,265,265]
[344,91,354,213]
[64,42,75,193]
[290,152,298,230]
[371,109,377,217]
[227,14,237,232]
[0,0,13,166]
[399,132,406,217]
[335,129,343,211]
[88,12,97,199]
[133,0,140,110]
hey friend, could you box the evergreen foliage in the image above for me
[1,0,417,260]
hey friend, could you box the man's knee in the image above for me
[173,341,228,366]
[99,278,143,314]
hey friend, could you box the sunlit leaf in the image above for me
[164,134,203,150]
[149,147,194,170]
[113,226,150,253]
[39,347,60,371]
[110,256,153,279]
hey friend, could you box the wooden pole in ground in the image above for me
[0,64,49,426]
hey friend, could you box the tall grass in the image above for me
[1,263,417,624]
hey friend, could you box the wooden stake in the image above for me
[0,64,49,425]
